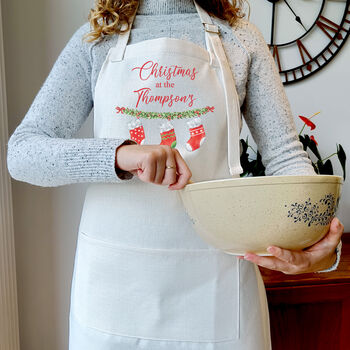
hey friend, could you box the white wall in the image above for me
[2,0,349,349]
[2,1,93,349]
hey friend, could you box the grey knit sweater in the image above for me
[6,0,317,187]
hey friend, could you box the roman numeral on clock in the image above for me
[316,15,343,42]
[296,40,312,73]
[271,45,282,72]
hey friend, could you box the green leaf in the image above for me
[318,159,334,175]
[307,137,322,160]
[240,139,250,173]
[252,161,259,177]
[311,162,319,174]
[240,171,249,177]
[324,159,334,175]
[251,151,265,176]
[239,137,265,177]
[299,135,308,151]
[317,159,323,173]
[240,153,250,172]
[301,134,323,163]
[240,138,249,154]
[337,143,346,181]
[304,134,311,148]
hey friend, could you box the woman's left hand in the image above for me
[241,217,344,274]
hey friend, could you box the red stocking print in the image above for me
[128,119,145,145]
[159,120,177,148]
[186,117,206,151]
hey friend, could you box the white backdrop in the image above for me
[3,1,93,349]
[2,0,349,349]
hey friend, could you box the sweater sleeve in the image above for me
[239,21,317,176]
[6,23,135,187]
[317,240,342,273]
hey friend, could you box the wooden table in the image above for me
[260,233,350,350]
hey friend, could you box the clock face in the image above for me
[249,0,350,84]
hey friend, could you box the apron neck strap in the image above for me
[111,1,139,62]
[193,1,220,37]
[193,0,220,63]
[194,1,243,177]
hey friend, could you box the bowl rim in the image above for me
[181,175,343,192]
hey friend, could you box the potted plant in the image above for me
[240,111,346,180]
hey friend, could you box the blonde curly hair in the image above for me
[83,0,246,43]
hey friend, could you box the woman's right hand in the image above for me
[115,143,192,190]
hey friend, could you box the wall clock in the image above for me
[256,0,350,84]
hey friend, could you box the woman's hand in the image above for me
[240,217,344,274]
[115,143,192,190]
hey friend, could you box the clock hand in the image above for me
[270,1,276,45]
[283,0,307,31]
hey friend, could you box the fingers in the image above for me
[266,246,306,267]
[244,253,293,274]
[154,149,166,184]
[242,217,344,275]
[137,145,191,189]
[168,149,192,190]
[307,217,344,252]
[154,146,178,186]
[138,152,157,183]
[161,148,177,186]
[325,217,344,245]
[244,246,314,274]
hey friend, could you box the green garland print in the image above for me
[115,105,215,120]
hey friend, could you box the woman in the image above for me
[6,0,344,349]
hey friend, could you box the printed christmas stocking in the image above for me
[186,117,206,151]
[159,120,177,148]
[128,118,145,145]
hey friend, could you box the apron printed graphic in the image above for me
[131,59,198,108]
[115,105,214,149]
[186,117,206,151]
[159,120,177,148]
[113,59,214,151]
[128,118,146,145]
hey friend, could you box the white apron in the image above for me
[68,1,271,349]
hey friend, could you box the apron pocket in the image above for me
[71,231,240,343]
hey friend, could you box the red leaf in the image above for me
[310,135,318,146]
[299,115,316,130]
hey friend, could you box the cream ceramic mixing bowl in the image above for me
[179,175,343,255]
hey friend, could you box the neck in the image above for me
[137,0,197,15]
